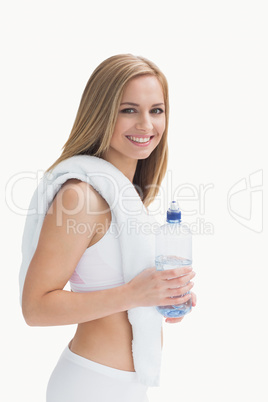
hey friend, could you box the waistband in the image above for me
[62,345,141,383]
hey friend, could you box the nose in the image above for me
[135,113,153,132]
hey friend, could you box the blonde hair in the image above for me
[46,54,169,207]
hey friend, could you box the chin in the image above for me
[132,145,159,161]
[131,150,154,161]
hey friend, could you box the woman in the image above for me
[21,54,196,402]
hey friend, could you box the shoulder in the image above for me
[52,178,110,218]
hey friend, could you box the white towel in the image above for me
[19,155,163,387]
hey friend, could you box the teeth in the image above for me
[127,136,151,143]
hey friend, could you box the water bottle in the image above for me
[155,201,192,318]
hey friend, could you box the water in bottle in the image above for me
[155,201,192,318]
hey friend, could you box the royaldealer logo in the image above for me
[227,170,263,233]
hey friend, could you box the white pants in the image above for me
[46,345,149,402]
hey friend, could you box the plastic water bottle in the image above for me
[155,201,192,318]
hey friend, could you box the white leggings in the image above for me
[46,345,149,402]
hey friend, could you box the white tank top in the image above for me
[69,212,124,292]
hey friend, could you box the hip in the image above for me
[46,344,149,402]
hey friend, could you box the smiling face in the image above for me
[103,75,166,174]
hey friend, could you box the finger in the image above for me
[165,317,184,324]
[160,291,192,306]
[191,291,197,306]
[167,271,196,287]
[167,281,194,298]
[160,266,192,280]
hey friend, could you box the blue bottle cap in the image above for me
[167,201,181,222]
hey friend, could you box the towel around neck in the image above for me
[19,155,163,386]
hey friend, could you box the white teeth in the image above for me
[127,136,151,143]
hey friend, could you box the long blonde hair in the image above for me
[46,54,169,207]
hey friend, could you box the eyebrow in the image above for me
[120,102,165,107]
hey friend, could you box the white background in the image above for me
[1,1,267,401]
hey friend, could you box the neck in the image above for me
[102,149,138,183]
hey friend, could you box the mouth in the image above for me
[126,135,154,146]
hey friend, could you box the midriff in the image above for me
[69,311,164,372]
[69,311,136,371]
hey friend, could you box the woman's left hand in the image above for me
[165,291,197,324]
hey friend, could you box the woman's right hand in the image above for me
[127,266,195,308]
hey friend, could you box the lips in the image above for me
[126,135,154,146]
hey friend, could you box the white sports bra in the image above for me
[69,212,124,292]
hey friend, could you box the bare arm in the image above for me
[22,179,195,327]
